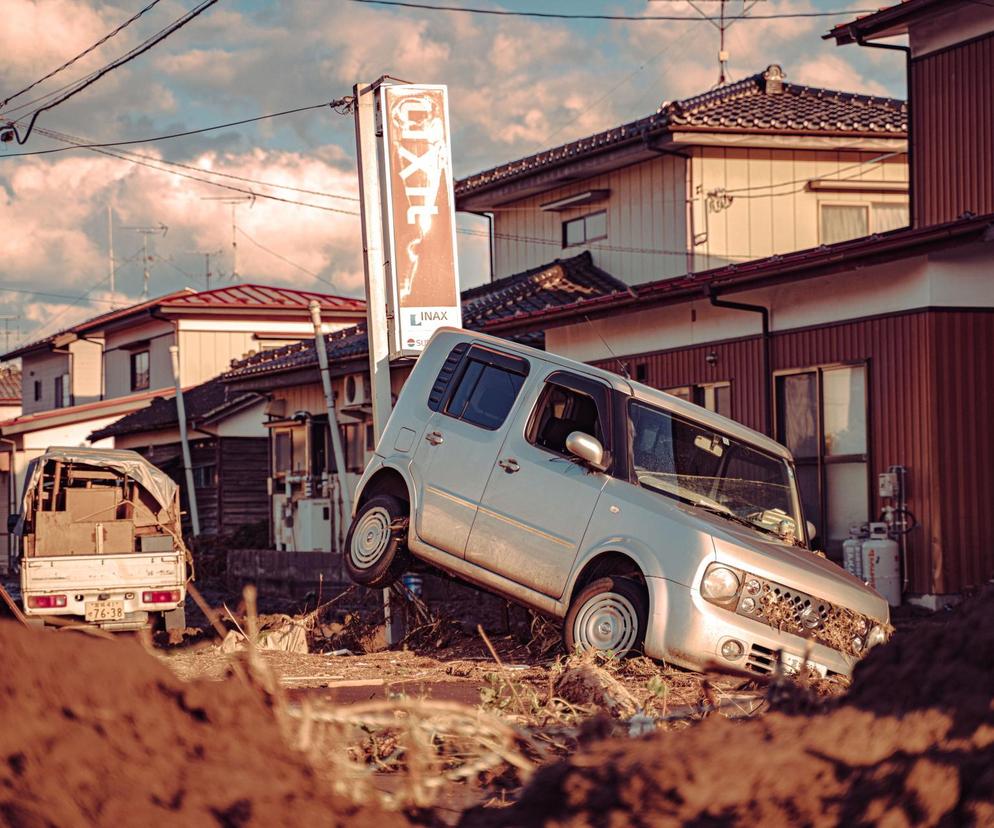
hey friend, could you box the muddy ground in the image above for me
[1,576,992,826]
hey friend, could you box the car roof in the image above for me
[430,327,793,461]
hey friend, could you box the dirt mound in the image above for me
[0,622,405,828]
[466,588,994,827]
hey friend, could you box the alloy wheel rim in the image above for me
[573,592,638,655]
[350,507,392,570]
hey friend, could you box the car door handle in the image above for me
[425,431,444,446]
[498,458,520,473]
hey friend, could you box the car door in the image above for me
[412,343,531,557]
[465,369,613,597]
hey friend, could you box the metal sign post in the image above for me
[354,77,462,645]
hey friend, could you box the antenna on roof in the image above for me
[585,314,631,380]
[200,195,255,283]
[120,223,168,299]
[651,0,766,85]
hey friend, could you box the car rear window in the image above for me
[445,360,525,430]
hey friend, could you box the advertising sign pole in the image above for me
[354,79,401,644]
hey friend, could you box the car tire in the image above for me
[564,575,648,658]
[343,494,410,589]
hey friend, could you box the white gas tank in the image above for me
[842,525,866,580]
[862,522,901,607]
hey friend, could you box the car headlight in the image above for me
[701,564,741,603]
[865,625,888,651]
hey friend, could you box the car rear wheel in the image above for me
[344,494,410,588]
[564,576,648,657]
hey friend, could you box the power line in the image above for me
[2,0,221,147]
[350,1,878,21]
[1,100,350,158]
[237,227,339,289]
[0,0,165,112]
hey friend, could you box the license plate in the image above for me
[781,651,827,677]
[85,600,125,622]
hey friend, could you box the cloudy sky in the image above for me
[0,0,906,347]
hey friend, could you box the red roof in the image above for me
[158,284,366,314]
[2,284,365,360]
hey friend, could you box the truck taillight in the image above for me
[28,595,67,609]
[142,590,180,604]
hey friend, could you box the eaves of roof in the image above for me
[0,387,180,437]
[826,0,944,44]
[476,213,994,335]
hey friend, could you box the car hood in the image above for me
[708,521,888,622]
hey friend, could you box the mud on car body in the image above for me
[345,328,890,677]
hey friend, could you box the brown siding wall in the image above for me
[593,309,994,595]
[217,437,270,537]
[912,32,994,226]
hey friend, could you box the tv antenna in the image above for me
[120,223,168,298]
[651,0,765,85]
[200,195,255,282]
[0,316,21,352]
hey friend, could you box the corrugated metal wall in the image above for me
[912,32,994,226]
[593,309,994,595]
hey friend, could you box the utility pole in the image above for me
[0,317,20,352]
[200,195,254,282]
[121,223,168,298]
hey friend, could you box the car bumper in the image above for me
[643,576,858,677]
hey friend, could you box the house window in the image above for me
[273,430,293,475]
[820,202,910,244]
[33,380,41,402]
[130,350,150,391]
[192,465,216,488]
[776,364,869,560]
[562,210,608,247]
[342,423,365,474]
[54,374,71,409]
[664,382,732,420]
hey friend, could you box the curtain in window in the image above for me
[820,204,869,244]
[872,203,910,233]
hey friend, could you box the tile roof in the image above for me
[827,0,942,43]
[223,251,628,381]
[2,284,365,361]
[455,65,907,200]
[89,379,260,441]
[0,366,21,403]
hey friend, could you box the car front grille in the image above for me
[735,575,870,658]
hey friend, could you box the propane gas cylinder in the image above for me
[862,522,901,607]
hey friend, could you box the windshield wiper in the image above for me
[691,501,781,537]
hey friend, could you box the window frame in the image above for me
[33,380,41,402]
[438,344,530,432]
[818,200,911,245]
[525,371,613,469]
[773,361,871,558]
[562,210,608,248]
[130,350,150,392]
[54,373,71,409]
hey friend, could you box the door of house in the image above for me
[775,365,869,561]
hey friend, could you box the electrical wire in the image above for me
[350,0,878,21]
[1,100,352,158]
[3,0,221,146]
[237,226,339,289]
[0,0,165,112]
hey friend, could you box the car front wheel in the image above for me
[564,576,648,657]
[343,494,410,588]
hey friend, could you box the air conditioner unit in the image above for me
[344,373,370,406]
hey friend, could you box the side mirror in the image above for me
[566,431,606,470]
[7,514,20,534]
[806,520,817,541]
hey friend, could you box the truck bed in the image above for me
[22,552,184,591]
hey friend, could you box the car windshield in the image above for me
[628,400,803,541]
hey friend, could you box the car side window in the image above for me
[444,358,525,430]
[529,383,603,455]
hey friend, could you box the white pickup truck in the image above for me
[9,447,191,631]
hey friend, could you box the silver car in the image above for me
[345,328,889,676]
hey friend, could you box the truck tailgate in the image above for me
[22,553,184,590]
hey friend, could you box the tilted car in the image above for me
[344,328,889,676]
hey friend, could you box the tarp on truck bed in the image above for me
[19,447,178,514]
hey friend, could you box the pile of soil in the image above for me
[468,587,994,827]
[0,622,406,828]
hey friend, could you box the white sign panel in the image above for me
[379,83,462,356]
